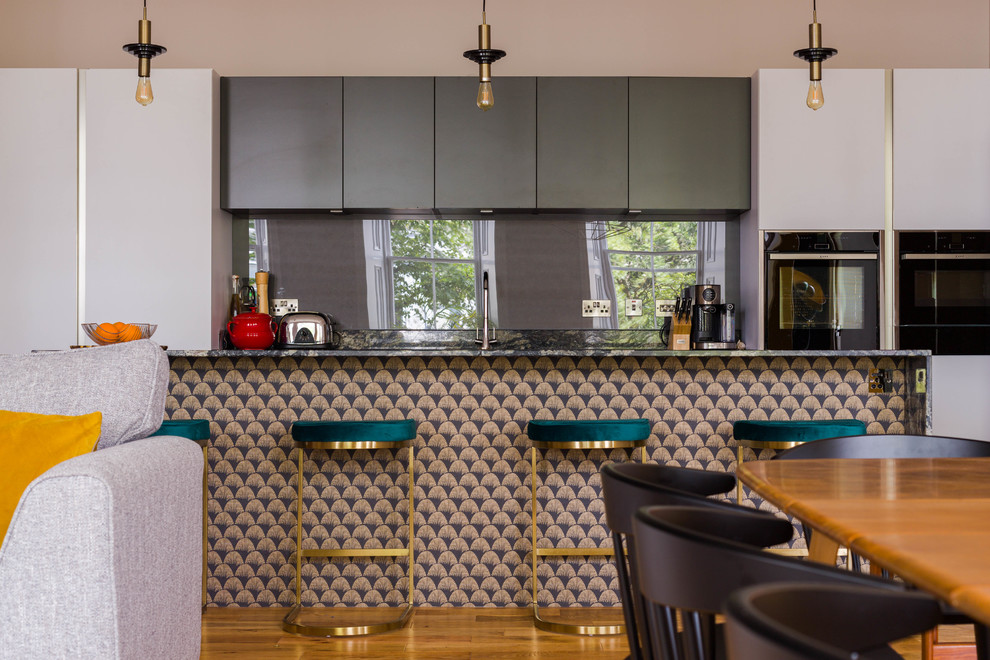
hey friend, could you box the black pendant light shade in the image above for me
[123,0,166,106]
[463,0,506,111]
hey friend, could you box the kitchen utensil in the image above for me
[275,311,338,349]
[227,311,276,350]
[256,270,270,315]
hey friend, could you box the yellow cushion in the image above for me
[0,410,102,545]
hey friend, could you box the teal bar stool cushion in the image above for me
[527,419,651,443]
[733,419,866,445]
[151,419,210,442]
[292,419,417,444]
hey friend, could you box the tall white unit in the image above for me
[0,70,79,354]
[893,69,990,230]
[741,69,887,349]
[83,69,228,349]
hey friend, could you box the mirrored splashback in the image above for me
[233,214,740,330]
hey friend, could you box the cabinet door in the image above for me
[537,77,628,210]
[894,69,990,230]
[629,77,750,212]
[435,77,536,210]
[344,77,434,210]
[221,77,342,211]
[753,69,886,230]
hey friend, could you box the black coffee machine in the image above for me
[688,284,737,349]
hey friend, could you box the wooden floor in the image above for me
[200,607,971,659]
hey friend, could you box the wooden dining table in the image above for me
[738,456,990,659]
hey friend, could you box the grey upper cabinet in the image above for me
[629,77,750,212]
[435,77,536,210]
[537,77,628,210]
[221,77,342,211]
[344,77,434,210]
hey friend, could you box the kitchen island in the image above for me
[165,334,928,610]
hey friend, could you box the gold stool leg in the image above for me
[202,444,208,611]
[282,443,415,637]
[736,444,744,504]
[531,444,625,636]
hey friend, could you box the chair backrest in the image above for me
[631,505,901,660]
[600,464,779,660]
[0,340,168,449]
[724,582,941,660]
[774,434,990,460]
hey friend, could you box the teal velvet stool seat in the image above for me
[151,419,211,608]
[283,419,418,638]
[527,418,651,636]
[732,419,867,504]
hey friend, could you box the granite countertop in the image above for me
[167,330,931,359]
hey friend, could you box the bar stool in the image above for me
[527,418,650,636]
[151,419,210,610]
[282,418,417,637]
[732,419,866,505]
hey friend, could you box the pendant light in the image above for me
[123,0,166,106]
[463,0,506,111]
[793,0,837,111]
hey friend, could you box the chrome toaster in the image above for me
[275,311,338,349]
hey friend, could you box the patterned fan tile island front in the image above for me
[165,352,927,608]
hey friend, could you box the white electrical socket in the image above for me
[625,299,643,316]
[582,299,611,317]
[271,298,299,316]
[656,300,677,316]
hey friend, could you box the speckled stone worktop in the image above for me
[169,328,932,360]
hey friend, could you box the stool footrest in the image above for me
[302,548,411,559]
[532,604,625,636]
[535,547,614,558]
[531,439,646,450]
[282,603,414,637]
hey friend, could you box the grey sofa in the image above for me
[0,340,202,659]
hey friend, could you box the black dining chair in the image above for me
[773,433,990,461]
[601,464,793,660]
[630,504,922,660]
[724,582,942,660]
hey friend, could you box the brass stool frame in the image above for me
[530,438,647,636]
[282,438,415,637]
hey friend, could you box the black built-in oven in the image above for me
[898,231,990,355]
[765,232,880,350]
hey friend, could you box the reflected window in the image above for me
[591,220,700,329]
[364,219,494,329]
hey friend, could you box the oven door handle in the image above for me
[768,253,878,260]
[900,253,990,260]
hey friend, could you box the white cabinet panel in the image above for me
[752,69,886,231]
[84,69,228,350]
[893,69,990,230]
[930,355,990,440]
[0,69,78,353]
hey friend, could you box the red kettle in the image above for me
[227,311,276,350]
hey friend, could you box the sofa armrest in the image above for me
[0,436,203,660]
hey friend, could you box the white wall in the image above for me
[1,0,987,76]
[0,69,78,353]
[83,69,227,349]
[929,356,990,440]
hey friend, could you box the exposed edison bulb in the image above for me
[806,80,824,111]
[136,76,154,106]
[477,81,494,111]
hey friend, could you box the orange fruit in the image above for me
[118,324,142,342]
[92,322,121,344]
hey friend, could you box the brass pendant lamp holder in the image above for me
[123,1,166,87]
[463,0,506,110]
[793,5,836,82]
